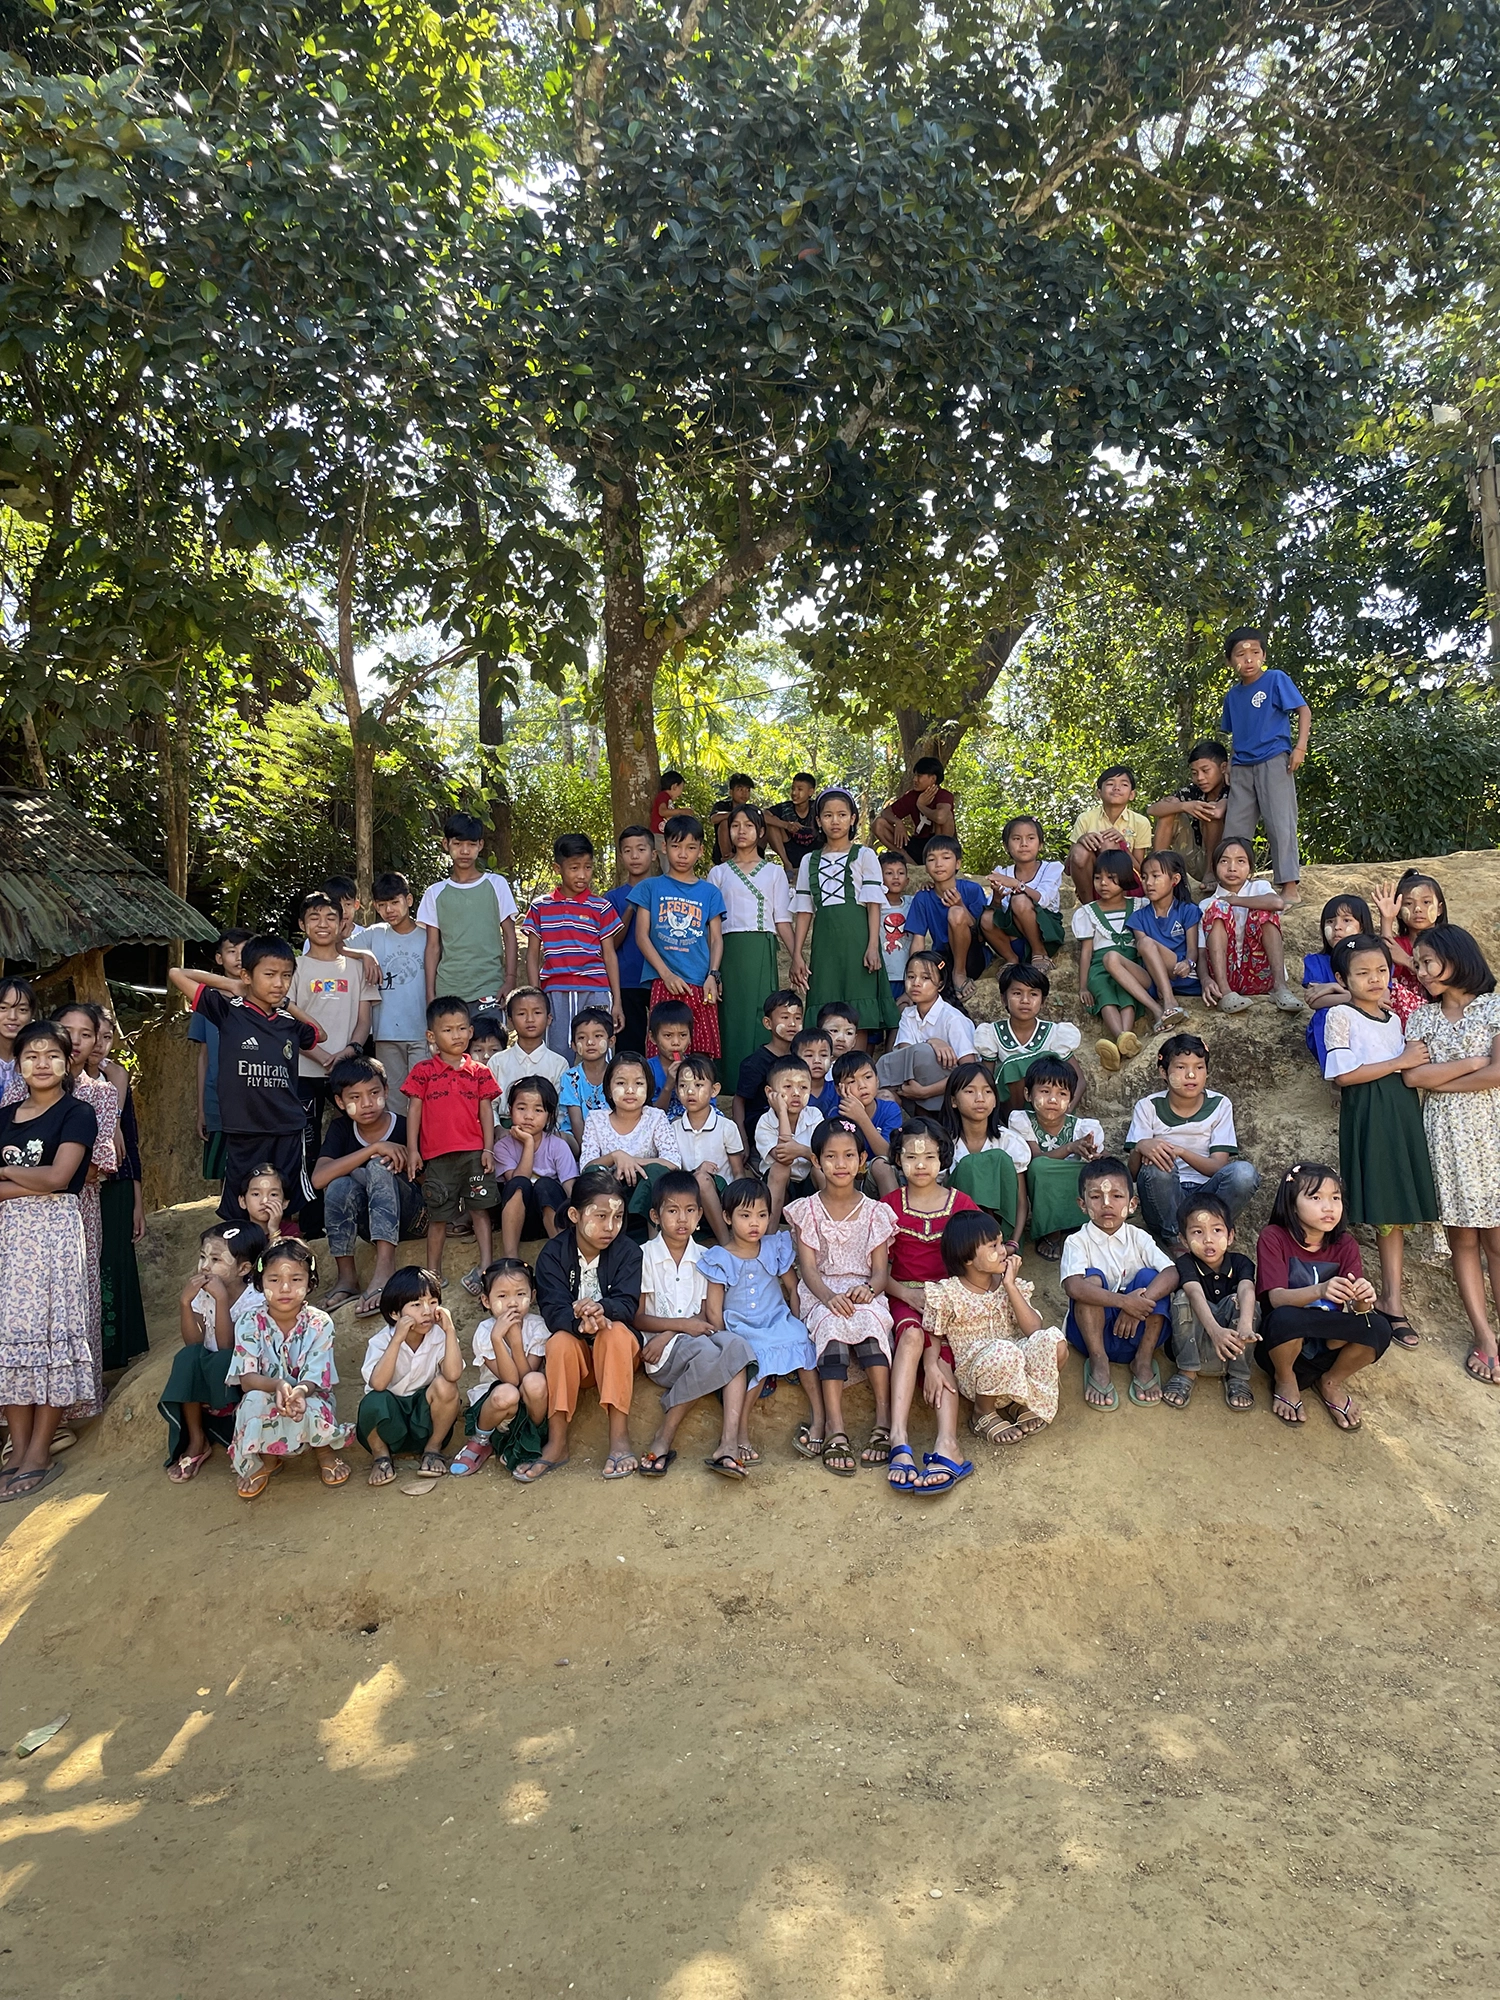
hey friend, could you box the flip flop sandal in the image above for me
[319,1457,352,1486]
[49,1428,77,1454]
[1158,1007,1189,1029]
[1033,1233,1065,1261]
[367,1454,397,1487]
[1084,1365,1119,1411]
[354,1291,385,1319]
[237,1466,272,1501]
[0,1461,63,1503]
[601,1452,638,1479]
[887,1442,921,1491]
[1223,1378,1255,1412]
[512,1455,568,1484]
[638,1449,677,1478]
[734,1444,761,1465]
[757,1374,779,1399]
[1386,1316,1420,1348]
[322,1287,361,1311]
[1272,1391,1304,1424]
[167,1444,213,1482]
[417,1451,448,1478]
[1321,1393,1361,1432]
[460,1267,486,1297]
[1465,1348,1500,1386]
[1161,1372,1195,1410]
[792,1424,825,1459]
[449,1438,494,1476]
[1128,1362,1163,1407]
[704,1453,747,1479]
[922,1451,974,1487]
[861,1426,892,1467]
[820,1432,858,1477]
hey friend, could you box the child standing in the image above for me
[53,1003,118,1417]
[451,1259,549,1476]
[939,1059,1031,1242]
[731,989,804,1148]
[488,986,569,1099]
[790,787,898,1038]
[987,816,1066,971]
[650,770,687,854]
[312,1056,423,1316]
[785,1120,898,1475]
[0,973,35,1104]
[495,1076,577,1257]
[1374,870,1447,1029]
[1322,934,1437,1349]
[646,998,695,1113]
[1066,765,1152,908]
[366,873,429,1111]
[557,1005,614,1149]
[1125,1032,1260,1248]
[188,930,248,1178]
[882,1118,979,1493]
[878,851,915,1003]
[1061,1157,1177,1410]
[973,962,1082,1106]
[1403,926,1500,1385]
[699,1176,820,1453]
[161,1221,267,1480]
[1198,837,1302,1014]
[1301,894,1374,1065]
[927,1210,1067,1444]
[876,951,976,1113]
[227,1240,351,1497]
[1218,625,1310,904]
[1007,1056,1104,1258]
[630,813,726,1060]
[708,803,795,1089]
[403,996,501,1291]
[419,810,518,1010]
[1071,850,1158,1070]
[1163,1192,1257,1412]
[356,1266,464,1484]
[1126,850,1202,1028]
[635,1170,758,1479]
[605,824,659,1055]
[525,833,625,1059]
[1256,1163,1391,1428]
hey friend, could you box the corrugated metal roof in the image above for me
[0,789,220,962]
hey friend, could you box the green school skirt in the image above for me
[1339,1072,1439,1228]
[998,902,1066,952]
[806,901,898,1033]
[355,1386,455,1457]
[464,1396,547,1469]
[100,1176,149,1373]
[948,1151,1018,1239]
[718,931,779,1089]
[159,1344,238,1465]
[1087,937,1142,1012]
[1027,1156,1087,1241]
[626,1161,674,1239]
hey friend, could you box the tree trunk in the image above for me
[893,621,1025,770]
[600,468,662,831]
[333,515,374,903]
[1469,445,1500,671]
[477,650,513,871]
[48,949,111,1008]
[18,715,48,790]
[157,685,193,991]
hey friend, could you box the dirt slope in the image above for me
[2,852,1499,1998]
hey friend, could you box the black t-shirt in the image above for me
[768,801,822,857]
[194,988,317,1137]
[735,1042,787,1140]
[710,799,752,864]
[317,1110,411,1176]
[1174,1248,1255,1307]
[1174,780,1228,853]
[0,1093,98,1196]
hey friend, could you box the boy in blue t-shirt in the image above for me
[1218,625,1311,905]
[607,824,657,1054]
[628,813,727,1061]
[902,835,991,991]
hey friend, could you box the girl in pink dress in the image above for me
[784,1119,896,1477]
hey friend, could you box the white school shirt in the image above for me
[639,1235,709,1378]
[1125,1092,1239,1188]
[1070,899,1147,949]
[488,1040,569,1101]
[1005,1109,1106,1156]
[991,858,1064,914]
[673,1106,745,1174]
[1322,1004,1405,1078]
[1199,882,1275,950]
[950,1128,1033,1171]
[1059,1219,1174,1291]
[190,1283,264,1355]
[973,1016,1081,1067]
[469,1310,551,1405]
[754,1103,822,1179]
[790,844,885,915]
[707,859,791,936]
[361,1321,450,1396]
[893,997,976,1059]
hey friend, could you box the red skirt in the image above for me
[645,980,721,1061]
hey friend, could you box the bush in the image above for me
[1299,697,1500,862]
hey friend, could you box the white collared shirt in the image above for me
[361,1321,449,1395]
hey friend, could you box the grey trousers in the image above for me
[1170,1289,1257,1382]
[376,1038,429,1113]
[1223,753,1300,885]
[875,1042,946,1099]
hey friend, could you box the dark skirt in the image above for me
[806,902,899,1032]
[718,932,779,1090]
[1258,1305,1393,1384]
[464,1394,547,1468]
[159,1343,239,1465]
[355,1386,454,1456]
[948,1150,1018,1238]
[99,1176,149,1373]
[1339,1073,1439,1228]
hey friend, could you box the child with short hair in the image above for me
[817,1000,862,1062]
[1163,1192,1258,1412]
[605,824,658,1055]
[227,1239,351,1497]
[0,972,35,1104]
[646,997,695,1112]
[1374,870,1448,1028]
[873,756,957,861]
[882,1118,978,1493]
[650,770,687,852]
[791,1025,836,1116]
[1199,837,1302,1013]
[876,950,976,1112]
[356,1265,464,1484]
[786,1120,898,1474]
[312,1056,423,1316]
[630,813,726,1060]
[754,1055,820,1225]
[1126,850,1202,1029]
[557,1005,614,1148]
[468,1015,505,1066]
[928,1210,1068,1445]
[1218,626,1310,903]
[525,833,625,1059]
[188,928,250,1178]
[973,962,1082,1106]
[525,1166,644,1483]
[878,850,915,1002]
[403,996,500,1291]
[831,1050,902,1194]
[790,787,898,1037]
[903,834,991,993]
[1126,1033,1260,1248]
[451,1259,550,1476]
[635,1170,758,1479]
[1256,1162,1391,1427]
[939,1059,1032,1241]
[1007,1056,1104,1259]
[419,809,518,1008]
[732,988,804,1144]
[671,1053,745,1239]
[1146,740,1230,891]
[161,1220,268,1480]
[1301,894,1374,1065]
[1061,1158,1177,1410]
[495,1076,577,1258]
[489,986,569,1098]
[699,1176,820,1454]
[1072,849,1160,1070]
[366,872,429,1111]
[1066,764,1152,908]
[986,816,1066,972]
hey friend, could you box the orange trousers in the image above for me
[545,1320,641,1421]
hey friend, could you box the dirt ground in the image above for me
[3,852,1500,1997]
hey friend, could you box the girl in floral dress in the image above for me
[1374,870,1447,1030]
[0,976,35,1102]
[924,1208,1068,1445]
[1403,926,1500,1386]
[54,1005,118,1420]
[784,1119,897,1475]
[227,1240,351,1498]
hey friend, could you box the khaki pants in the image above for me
[545,1320,641,1420]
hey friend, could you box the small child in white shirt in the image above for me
[875,949,976,1113]
[450,1258,551,1476]
[1060,1158,1177,1411]
[754,1055,822,1229]
[355,1265,464,1485]
[672,1052,745,1242]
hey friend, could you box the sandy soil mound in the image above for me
[3,853,1499,1997]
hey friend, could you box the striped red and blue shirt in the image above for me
[523,891,623,990]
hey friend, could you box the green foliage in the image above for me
[1299,700,1500,864]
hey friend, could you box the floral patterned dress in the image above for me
[783,1192,897,1361]
[1406,993,1500,1228]
[923,1274,1063,1422]
[69,1072,118,1417]
[227,1304,350,1475]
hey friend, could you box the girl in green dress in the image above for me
[789,789,898,1037]
[1006,1056,1107,1259]
[707,805,796,1090]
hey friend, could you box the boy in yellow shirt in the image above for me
[1066,765,1152,907]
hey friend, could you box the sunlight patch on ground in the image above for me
[137,1710,213,1779]
[0,1493,107,1647]
[44,1730,116,1792]
[319,1663,416,1776]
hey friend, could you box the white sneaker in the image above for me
[1218,990,1253,1013]
[1271,983,1305,1013]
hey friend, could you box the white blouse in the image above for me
[1323,1003,1403,1080]
[708,859,792,936]
[791,844,885,915]
[579,1106,683,1167]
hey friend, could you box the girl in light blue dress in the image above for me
[698,1175,822,1460]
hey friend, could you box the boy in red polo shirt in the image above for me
[404,996,500,1294]
[524,833,625,1060]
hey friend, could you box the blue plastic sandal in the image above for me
[887,1442,921,1492]
[921,1451,974,1492]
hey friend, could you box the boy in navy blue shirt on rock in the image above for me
[1218,625,1311,906]
[606,824,657,1055]
[903,835,992,992]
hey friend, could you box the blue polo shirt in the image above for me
[904,879,989,949]
[1219,669,1306,765]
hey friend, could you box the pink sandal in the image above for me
[168,1444,213,1483]
[449,1439,494,1477]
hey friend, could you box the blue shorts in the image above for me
[1064,1266,1166,1362]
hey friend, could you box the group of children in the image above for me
[2,621,1497,1505]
